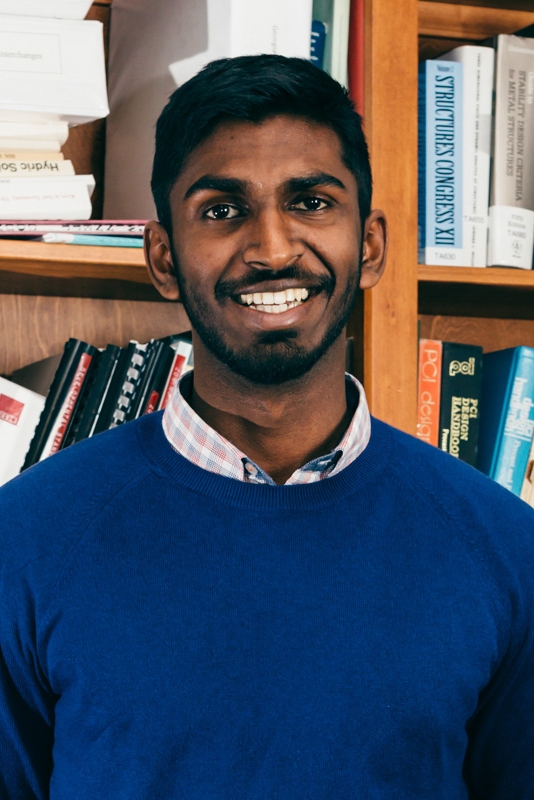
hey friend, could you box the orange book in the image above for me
[417,339,442,447]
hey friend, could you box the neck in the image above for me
[188,336,352,484]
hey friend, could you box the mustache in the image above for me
[215,265,335,300]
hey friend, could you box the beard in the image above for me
[171,245,362,386]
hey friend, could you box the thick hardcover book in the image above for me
[418,59,464,265]
[438,46,494,267]
[416,339,443,447]
[126,340,175,420]
[487,35,534,269]
[477,346,534,495]
[22,338,98,469]
[0,376,45,486]
[439,342,483,466]
[63,344,123,446]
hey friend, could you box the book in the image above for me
[0,16,109,124]
[416,339,443,447]
[0,149,64,160]
[487,35,534,269]
[22,338,98,469]
[0,1,93,18]
[0,159,74,177]
[0,376,45,486]
[439,342,483,466]
[348,0,364,116]
[158,337,194,410]
[418,59,464,265]
[92,341,152,434]
[0,117,69,145]
[126,340,175,420]
[63,344,123,446]
[330,0,351,86]
[438,46,494,267]
[477,346,534,496]
[0,138,61,152]
[0,220,145,237]
[311,20,327,70]
[41,233,143,247]
[0,175,95,220]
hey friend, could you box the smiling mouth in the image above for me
[234,287,312,314]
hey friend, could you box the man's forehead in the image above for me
[173,115,352,196]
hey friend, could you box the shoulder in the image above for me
[0,414,162,575]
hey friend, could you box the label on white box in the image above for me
[488,205,534,269]
[0,31,61,74]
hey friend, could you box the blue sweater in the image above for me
[1,413,533,799]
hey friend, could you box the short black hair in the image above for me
[151,54,372,234]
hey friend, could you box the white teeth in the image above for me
[238,287,311,310]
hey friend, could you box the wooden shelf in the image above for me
[419,1,534,38]
[418,265,534,318]
[0,240,162,301]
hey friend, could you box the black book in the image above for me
[22,338,98,469]
[63,344,123,446]
[438,342,484,467]
[92,341,152,434]
[126,340,175,420]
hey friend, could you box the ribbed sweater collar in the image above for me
[135,412,393,512]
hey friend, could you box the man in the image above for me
[0,55,533,799]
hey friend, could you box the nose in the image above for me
[242,207,304,271]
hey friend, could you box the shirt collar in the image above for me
[162,371,371,485]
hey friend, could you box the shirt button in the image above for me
[244,462,258,476]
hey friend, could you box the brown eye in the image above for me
[291,197,329,211]
[204,204,242,220]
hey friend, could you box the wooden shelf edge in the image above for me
[418,264,534,288]
[419,1,534,39]
[0,240,151,286]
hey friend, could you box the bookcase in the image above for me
[2,0,534,437]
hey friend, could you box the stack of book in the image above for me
[0,1,109,220]
[0,333,193,486]
[0,219,146,247]
[417,340,534,508]
[418,33,534,270]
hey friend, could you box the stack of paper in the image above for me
[0,8,108,219]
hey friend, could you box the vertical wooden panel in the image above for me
[362,0,419,433]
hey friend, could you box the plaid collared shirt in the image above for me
[162,371,371,486]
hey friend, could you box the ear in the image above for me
[359,209,388,290]
[144,220,180,300]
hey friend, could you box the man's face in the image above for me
[167,115,363,384]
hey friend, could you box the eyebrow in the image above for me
[183,171,347,200]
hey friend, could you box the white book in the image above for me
[329,0,351,87]
[438,46,494,267]
[0,376,45,487]
[0,158,74,177]
[0,1,93,19]
[0,174,95,219]
[488,35,534,269]
[0,138,62,152]
[0,118,69,145]
[0,16,109,124]
[168,0,313,87]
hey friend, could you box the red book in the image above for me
[417,339,443,447]
[348,0,365,117]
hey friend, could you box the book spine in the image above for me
[438,46,494,267]
[158,340,194,410]
[439,342,483,466]
[488,35,534,268]
[493,351,534,495]
[38,350,95,460]
[109,343,151,428]
[418,60,464,265]
[311,20,327,70]
[330,0,351,86]
[416,339,443,447]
